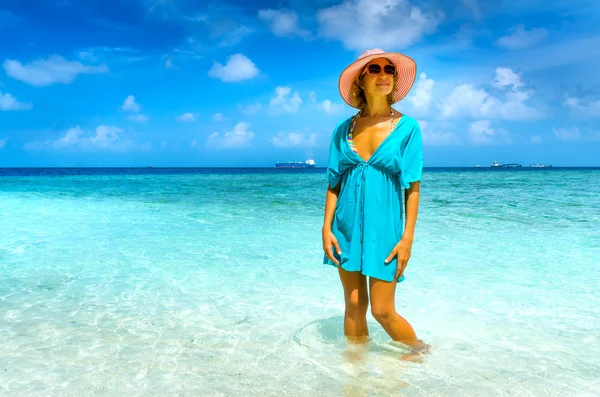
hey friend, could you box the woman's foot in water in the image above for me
[399,339,431,362]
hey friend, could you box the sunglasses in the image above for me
[364,64,397,76]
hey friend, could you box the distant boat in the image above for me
[491,160,521,168]
[275,158,317,169]
[530,163,552,168]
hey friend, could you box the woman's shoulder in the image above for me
[394,114,422,142]
[336,115,354,129]
[330,115,354,139]
[396,112,420,129]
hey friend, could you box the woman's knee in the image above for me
[370,305,393,323]
[345,290,369,317]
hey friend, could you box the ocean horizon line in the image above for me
[1,165,600,169]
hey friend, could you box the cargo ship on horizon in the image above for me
[530,163,552,168]
[275,158,317,169]
[491,161,522,168]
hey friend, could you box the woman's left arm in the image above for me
[403,181,420,242]
[385,121,423,280]
[385,181,420,280]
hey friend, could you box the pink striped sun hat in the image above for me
[338,48,417,109]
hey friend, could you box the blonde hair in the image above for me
[350,59,399,110]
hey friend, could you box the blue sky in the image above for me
[1,0,599,167]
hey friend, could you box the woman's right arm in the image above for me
[323,121,344,264]
[322,183,339,231]
[322,183,341,264]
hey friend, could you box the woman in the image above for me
[321,49,425,349]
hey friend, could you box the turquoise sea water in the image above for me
[1,167,599,397]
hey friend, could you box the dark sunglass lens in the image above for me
[368,64,381,74]
[384,65,396,75]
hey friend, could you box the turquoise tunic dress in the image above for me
[322,114,424,283]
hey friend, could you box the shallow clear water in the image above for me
[1,168,599,396]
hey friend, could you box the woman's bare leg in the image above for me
[369,276,430,360]
[338,267,370,342]
[368,276,417,342]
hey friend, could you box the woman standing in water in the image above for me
[322,49,426,352]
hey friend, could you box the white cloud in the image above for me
[121,95,148,122]
[468,120,512,145]
[552,127,600,142]
[462,0,482,20]
[206,122,255,149]
[0,137,7,149]
[162,36,204,70]
[219,26,254,47]
[186,14,209,22]
[258,9,311,38]
[553,127,582,141]
[239,102,262,116]
[182,36,203,54]
[50,126,85,149]
[128,114,149,123]
[563,96,600,117]
[212,113,225,121]
[208,53,260,83]
[191,139,197,148]
[90,126,125,149]
[497,24,548,50]
[439,84,490,116]
[316,0,443,51]
[491,67,523,90]
[78,47,143,64]
[438,67,540,120]
[23,125,141,151]
[529,135,542,144]
[196,15,254,47]
[122,95,141,112]
[272,132,318,148]
[321,99,343,114]
[406,72,434,113]
[308,91,343,114]
[0,91,33,111]
[270,86,302,113]
[177,112,199,122]
[469,120,494,144]
[3,55,109,87]
[418,120,460,146]
[506,91,530,102]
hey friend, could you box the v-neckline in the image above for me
[346,114,405,164]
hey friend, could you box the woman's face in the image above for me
[360,57,396,98]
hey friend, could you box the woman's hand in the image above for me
[322,228,341,266]
[385,236,414,280]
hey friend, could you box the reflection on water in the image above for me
[293,316,428,396]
